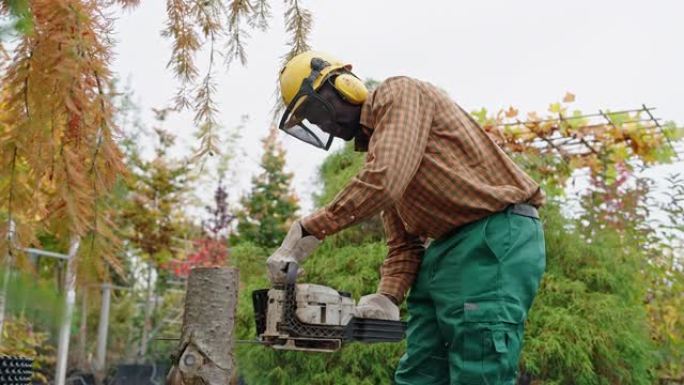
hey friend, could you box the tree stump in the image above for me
[166,267,239,385]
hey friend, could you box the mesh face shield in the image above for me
[279,92,337,150]
[279,58,337,150]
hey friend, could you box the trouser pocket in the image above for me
[461,322,522,384]
[459,299,525,385]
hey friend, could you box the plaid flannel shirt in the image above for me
[302,76,544,303]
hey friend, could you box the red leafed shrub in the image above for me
[164,181,234,277]
[167,237,229,278]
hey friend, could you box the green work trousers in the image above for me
[394,207,546,385]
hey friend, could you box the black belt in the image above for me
[508,203,539,219]
[436,203,540,243]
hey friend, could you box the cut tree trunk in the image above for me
[166,267,238,385]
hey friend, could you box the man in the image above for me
[267,51,546,385]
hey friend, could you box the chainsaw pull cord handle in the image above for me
[285,262,299,286]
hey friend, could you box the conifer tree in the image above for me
[121,127,193,271]
[236,126,299,248]
[119,126,195,360]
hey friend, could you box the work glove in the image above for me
[266,221,321,284]
[354,293,400,321]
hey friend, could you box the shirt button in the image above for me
[350,215,356,220]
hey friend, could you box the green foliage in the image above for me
[95,290,138,364]
[0,268,64,332]
[235,128,299,248]
[106,118,200,364]
[511,153,569,198]
[0,0,33,36]
[646,174,684,380]
[142,289,186,362]
[314,142,364,207]
[119,127,196,283]
[522,203,655,385]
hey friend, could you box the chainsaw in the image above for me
[251,263,407,352]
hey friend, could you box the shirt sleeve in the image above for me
[302,77,435,239]
[377,206,424,303]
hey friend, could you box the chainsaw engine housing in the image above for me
[252,264,406,352]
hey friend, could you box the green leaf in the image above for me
[471,108,488,124]
[606,111,630,126]
[609,143,629,163]
[654,145,675,164]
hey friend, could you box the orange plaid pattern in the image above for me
[302,76,544,302]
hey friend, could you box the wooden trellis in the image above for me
[483,105,680,162]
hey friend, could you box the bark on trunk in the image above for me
[166,267,238,385]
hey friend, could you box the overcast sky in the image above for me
[111,0,683,214]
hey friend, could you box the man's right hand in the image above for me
[354,293,400,321]
[266,221,321,285]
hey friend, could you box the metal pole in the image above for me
[78,289,88,370]
[55,235,81,385]
[95,283,111,374]
[0,220,16,344]
[139,264,153,361]
[0,267,10,345]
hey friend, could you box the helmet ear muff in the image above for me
[332,73,368,105]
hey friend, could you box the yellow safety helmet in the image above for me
[278,51,369,150]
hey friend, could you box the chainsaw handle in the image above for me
[284,262,299,285]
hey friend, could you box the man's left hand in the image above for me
[354,293,400,321]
